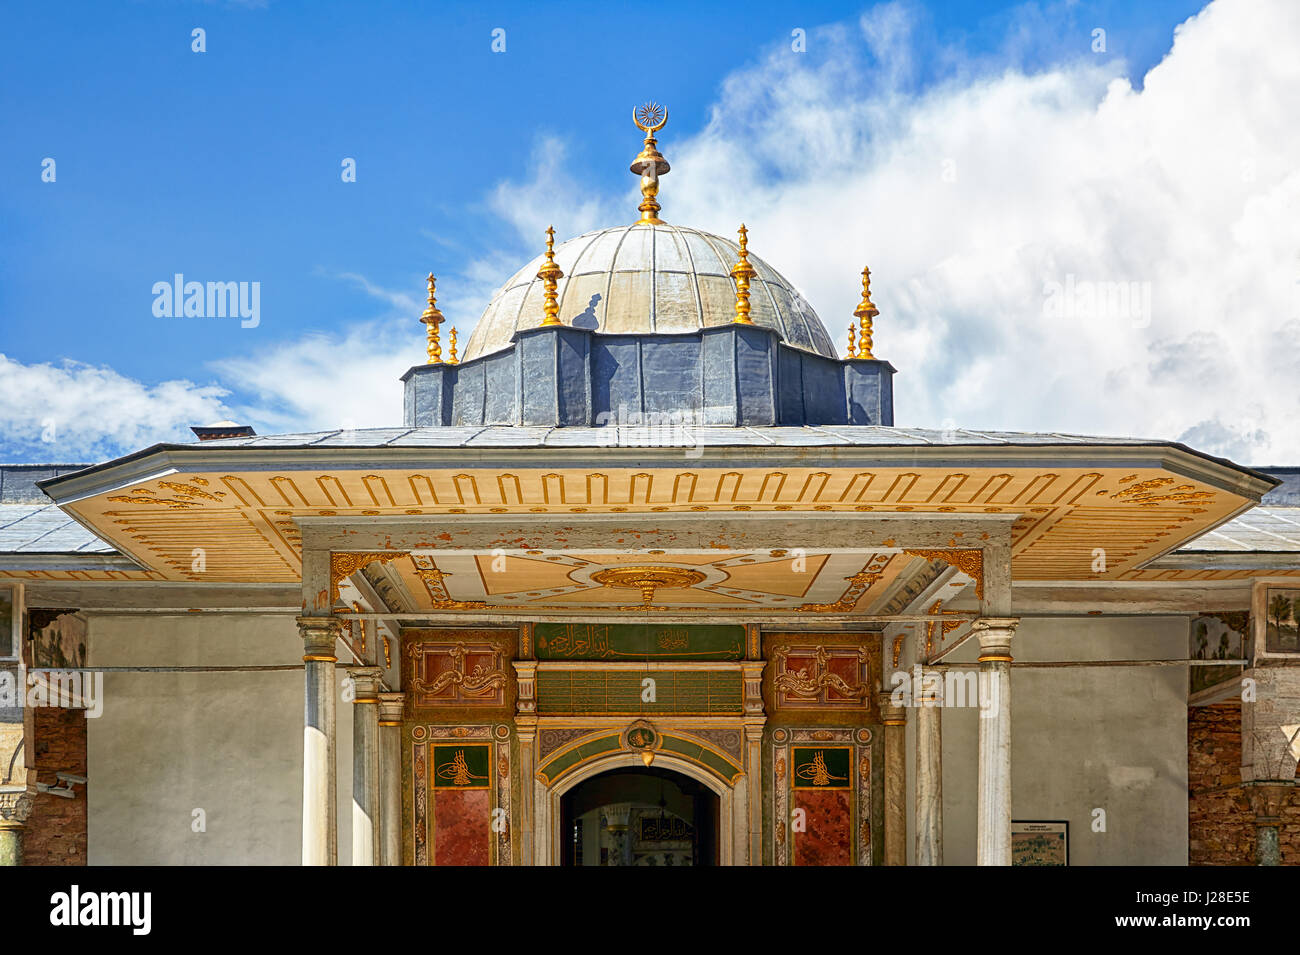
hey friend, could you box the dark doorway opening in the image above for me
[560,766,719,866]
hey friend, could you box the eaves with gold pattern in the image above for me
[25,435,1278,595]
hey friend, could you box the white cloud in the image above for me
[460,0,1300,463]
[211,272,447,435]
[330,271,420,314]
[487,136,622,246]
[0,353,232,462]
[0,274,428,462]
[9,0,1300,467]
[212,324,413,434]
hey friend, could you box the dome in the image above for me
[461,223,838,362]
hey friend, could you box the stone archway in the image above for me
[560,765,719,865]
[537,751,744,865]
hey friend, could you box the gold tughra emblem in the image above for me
[795,750,846,787]
[437,749,487,787]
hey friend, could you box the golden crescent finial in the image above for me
[630,103,670,225]
[633,102,668,133]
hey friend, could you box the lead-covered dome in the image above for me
[461,223,838,361]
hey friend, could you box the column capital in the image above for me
[347,666,385,701]
[297,615,342,660]
[512,660,537,715]
[0,791,34,828]
[878,690,907,726]
[377,691,405,726]
[514,714,538,742]
[741,660,766,717]
[972,617,1018,661]
[1244,779,1295,823]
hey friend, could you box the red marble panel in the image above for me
[794,789,852,866]
[433,789,491,865]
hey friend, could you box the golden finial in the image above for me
[630,102,670,225]
[847,323,858,358]
[854,266,878,359]
[448,327,458,364]
[420,272,444,364]
[537,225,564,327]
[730,224,756,324]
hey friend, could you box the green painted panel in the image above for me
[536,670,743,715]
[660,736,740,780]
[431,744,492,790]
[791,746,852,790]
[535,623,744,661]
[539,734,621,780]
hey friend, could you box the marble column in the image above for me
[0,791,33,866]
[973,618,1017,866]
[299,615,341,866]
[741,658,766,867]
[1245,781,1294,866]
[878,691,907,866]
[377,691,404,866]
[349,667,383,866]
[1240,665,1300,866]
[744,720,766,866]
[914,668,943,866]
[512,660,539,864]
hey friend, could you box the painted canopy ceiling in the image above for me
[379,549,904,615]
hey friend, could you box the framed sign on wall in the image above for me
[1011,820,1069,866]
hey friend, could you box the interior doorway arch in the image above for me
[560,765,719,866]
[540,751,742,864]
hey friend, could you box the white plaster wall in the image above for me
[920,616,1188,865]
[86,613,353,865]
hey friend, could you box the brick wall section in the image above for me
[1188,702,1300,865]
[23,708,87,865]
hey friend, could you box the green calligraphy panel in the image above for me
[535,669,743,714]
[534,623,744,661]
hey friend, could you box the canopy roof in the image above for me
[3,429,1276,610]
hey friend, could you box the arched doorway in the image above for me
[559,766,720,866]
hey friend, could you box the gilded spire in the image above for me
[854,266,878,359]
[847,323,858,358]
[630,102,670,225]
[420,272,444,364]
[537,225,564,327]
[448,327,458,364]
[730,224,756,324]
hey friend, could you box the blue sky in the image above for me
[4,0,1295,464]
